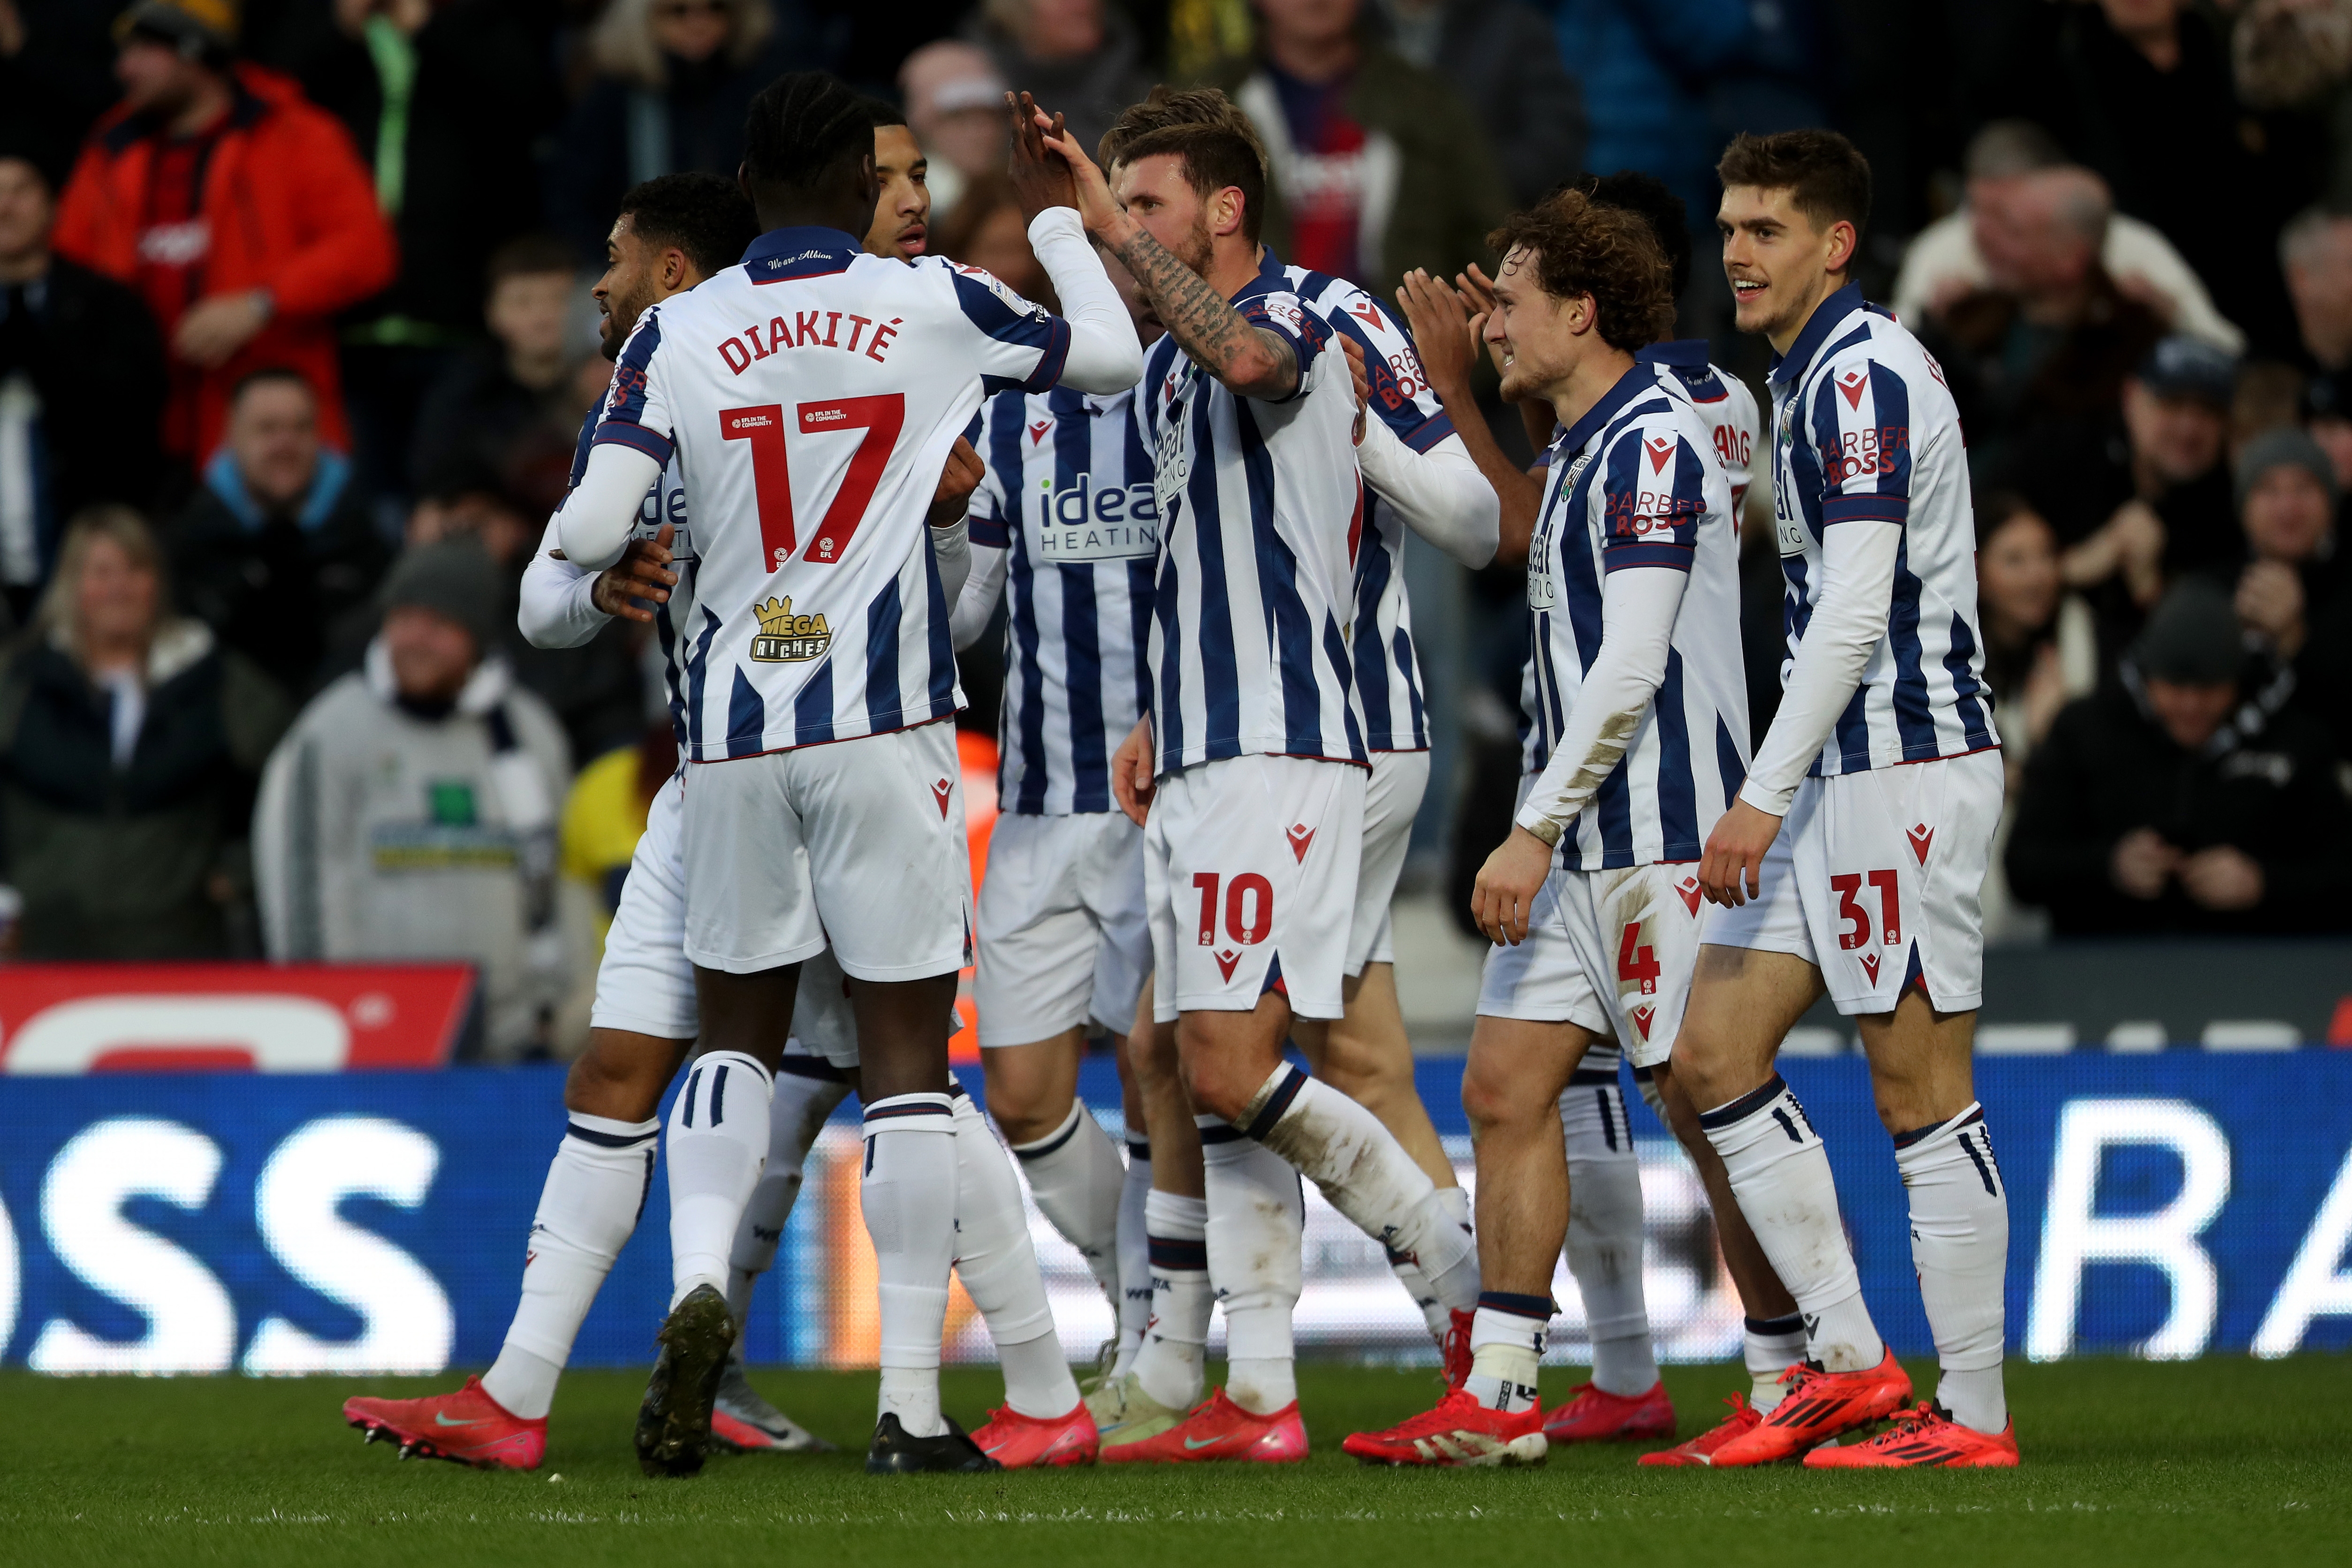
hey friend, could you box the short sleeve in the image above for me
[946,264,1074,395]
[1234,289,1330,402]
[968,397,1016,548]
[1598,423,1706,572]
[592,307,677,466]
[1326,292,1456,452]
[1808,353,1912,528]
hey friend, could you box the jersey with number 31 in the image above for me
[593,223,1074,762]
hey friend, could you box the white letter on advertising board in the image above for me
[2252,1143,2352,1358]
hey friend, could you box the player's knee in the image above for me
[561,1032,676,1121]
[1175,1051,1253,1125]
[1460,1054,1536,1139]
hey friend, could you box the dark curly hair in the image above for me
[1487,189,1675,352]
[617,173,759,280]
[1098,86,1269,244]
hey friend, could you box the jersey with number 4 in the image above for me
[592,223,1073,762]
[1523,361,1748,870]
[1767,283,1994,777]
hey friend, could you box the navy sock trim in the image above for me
[1698,1073,1789,1131]
[1478,1290,1556,1320]
[1147,1234,1207,1272]
[1012,1107,1085,1160]
[1199,1122,1245,1145]
[1567,1067,1618,1086]
[1127,1139,1151,1161]
[1745,1312,1805,1337]
[1242,1063,1309,1142]
[863,1094,954,1126]
[566,1119,658,1149]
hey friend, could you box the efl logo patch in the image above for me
[1286,823,1315,863]
[1836,369,1869,410]
[1645,436,1675,474]
[1907,823,1934,864]
[931,779,953,818]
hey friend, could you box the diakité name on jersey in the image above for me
[591,224,1072,762]
[564,402,701,749]
[1523,360,1750,870]
[1285,266,1456,753]
[1768,282,1994,776]
[1136,250,1368,775]
[1517,344,1759,779]
[970,383,1156,814]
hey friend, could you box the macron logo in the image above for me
[1908,822,1935,864]
[1029,420,1051,446]
[1644,436,1675,475]
[1286,823,1315,863]
[1836,369,1870,410]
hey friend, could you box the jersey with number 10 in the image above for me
[592,224,1073,762]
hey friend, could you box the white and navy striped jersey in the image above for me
[969,384,1156,814]
[592,224,1073,762]
[1286,266,1455,753]
[1523,361,1750,870]
[1767,284,1995,776]
[1520,343,1759,777]
[563,405,700,746]
[1135,250,1367,775]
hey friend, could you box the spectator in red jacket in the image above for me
[50,0,394,466]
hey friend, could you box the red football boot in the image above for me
[1342,1388,1548,1468]
[1707,1350,1914,1469]
[1440,1309,1475,1388]
[344,1377,546,1470]
[1805,1402,2019,1469]
[1638,1394,1764,1466]
[970,1401,1100,1468]
[1099,1388,1308,1463]
[1541,1380,1675,1444]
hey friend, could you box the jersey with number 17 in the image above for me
[592,223,1075,762]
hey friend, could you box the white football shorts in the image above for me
[1702,748,2000,1016]
[1146,752,1366,1023]
[681,719,971,981]
[975,809,1151,1045]
[1347,749,1431,976]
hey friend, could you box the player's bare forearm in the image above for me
[1100,212,1296,400]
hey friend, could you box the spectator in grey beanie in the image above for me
[253,537,582,1059]
[2226,424,2352,754]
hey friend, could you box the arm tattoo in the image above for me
[1109,223,1298,398]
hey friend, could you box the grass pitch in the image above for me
[0,1358,2343,1567]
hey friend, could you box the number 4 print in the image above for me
[1192,872,1274,946]
[1616,922,1660,995]
[1828,868,1901,951]
[721,393,905,572]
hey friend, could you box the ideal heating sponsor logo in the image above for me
[1034,473,1159,562]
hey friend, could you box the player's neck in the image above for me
[1767,269,1848,356]
[1544,344,1639,437]
[1205,239,1265,302]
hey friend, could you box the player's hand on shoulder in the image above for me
[1110,717,1156,827]
[589,523,677,623]
[1699,796,1783,908]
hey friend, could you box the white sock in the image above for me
[1464,1293,1550,1413]
[1633,1065,1667,1123]
[1131,1188,1210,1411]
[1700,1075,1883,1372]
[1896,1103,2009,1433]
[1561,1049,1656,1397]
[726,1060,850,1331]
[863,1091,959,1439]
[1391,1183,1469,1339]
[1202,1118,1302,1416]
[1243,1063,1479,1311]
[482,1112,657,1420]
[1111,1139,1153,1375]
[952,1092,1081,1419]
[1744,1312,1806,1412]
[665,1053,771,1308]
[1009,1099,1126,1319]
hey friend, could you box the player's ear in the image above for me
[1824,218,1858,276]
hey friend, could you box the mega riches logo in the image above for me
[751,596,832,662]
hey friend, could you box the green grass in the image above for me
[0,1358,2344,1566]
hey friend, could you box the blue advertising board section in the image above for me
[2,1053,2351,1371]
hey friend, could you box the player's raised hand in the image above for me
[1472,826,1553,946]
[1698,796,1783,908]
[1110,716,1156,826]
[1340,333,1370,445]
[1454,263,1516,382]
[927,436,986,527]
[1006,91,1079,221]
[1395,270,1474,405]
[589,523,676,623]
[1032,103,1123,236]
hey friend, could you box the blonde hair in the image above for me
[592,0,775,89]
[37,506,169,664]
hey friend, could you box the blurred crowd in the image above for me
[0,0,2349,1057]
